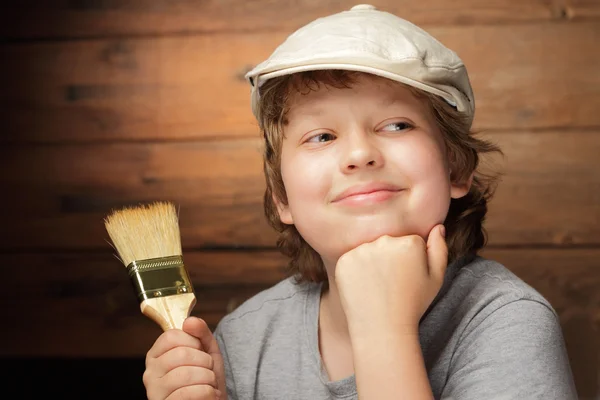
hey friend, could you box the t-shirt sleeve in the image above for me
[214,321,239,400]
[441,299,578,400]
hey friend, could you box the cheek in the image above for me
[394,137,452,224]
[411,178,452,223]
[279,150,337,254]
[280,151,331,210]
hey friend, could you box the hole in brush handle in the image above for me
[141,293,197,331]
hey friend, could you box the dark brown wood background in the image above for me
[0,1,599,398]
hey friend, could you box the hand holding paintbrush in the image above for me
[104,201,227,399]
[104,201,196,331]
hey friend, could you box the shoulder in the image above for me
[452,255,556,317]
[428,255,561,341]
[440,258,578,399]
[214,276,318,336]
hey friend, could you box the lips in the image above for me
[331,182,403,203]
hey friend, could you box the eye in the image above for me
[306,132,336,143]
[381,121,414,132]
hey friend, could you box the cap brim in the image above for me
[250,63,463,111]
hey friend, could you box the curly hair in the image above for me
[256,70,503,283]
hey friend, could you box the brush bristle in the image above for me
[104,201,182,267]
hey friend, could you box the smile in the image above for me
[333,189,402,206]
[331,182,404,206]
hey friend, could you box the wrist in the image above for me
[348,319,420,346]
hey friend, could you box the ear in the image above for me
[450,170,474,199]
[273,194,294,224]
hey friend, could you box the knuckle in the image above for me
[336,253,352,270]
[155,330,181,350]
[406,234,425,247]
[166,329,186,343]
[184,347,213,369]
[336,254,353,270]
[198,384,213,396]
[173,346,193,360]
[174,384,216,400]
[375,235,392,247]
[143,377,161,400]
[177,388,195,400]
[167,366,192,387]
[146,390,160,400]
[142,370,152,387]
[338,251,350,263]
[206,369,218,387]
[168,386,195,400]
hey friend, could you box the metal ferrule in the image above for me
[126,255,194,303]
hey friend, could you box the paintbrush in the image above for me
[104,201,196,331]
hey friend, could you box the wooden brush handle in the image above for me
[140,293,197,331]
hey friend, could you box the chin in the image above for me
[337,221,413,252]
[298,216,436,265]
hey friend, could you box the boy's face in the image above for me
[276,74,470,267]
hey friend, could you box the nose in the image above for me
[341,131,384,173]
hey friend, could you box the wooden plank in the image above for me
[483,130,600,246]
[2,22,599,143]
[0,139,276,249]
[0,0,563,39]
[1,130,599,250]
[0,250,288,357]
[565,0,600,18]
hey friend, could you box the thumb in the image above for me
[426,224,449,284]
[182,317,228,399]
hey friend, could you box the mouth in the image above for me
[331,182,404,205]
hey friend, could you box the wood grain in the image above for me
[483,130,600,246]
[0,0,563,39]
[1,130,599,250]
[2,22,599,143]
[1,249,286,357]
[565,0,600,18]
[1,1,598,397]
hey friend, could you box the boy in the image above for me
[142,5,577,400]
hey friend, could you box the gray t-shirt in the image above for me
[214,255,577,399]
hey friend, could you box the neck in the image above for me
[319,268,350,340]
[318,263,356,381]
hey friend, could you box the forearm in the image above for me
[351,331,433,400]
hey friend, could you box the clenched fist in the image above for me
[335,224,448,338]
[143,317,228,400]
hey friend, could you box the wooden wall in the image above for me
[0,1,599,398]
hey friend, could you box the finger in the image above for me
[155,346,215,376]
[183,317,228,396]
[161,366,218,398]
[426,224,448,282]
[165,385,221,400]
[147,329,202,360]
[182,317,221,360]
